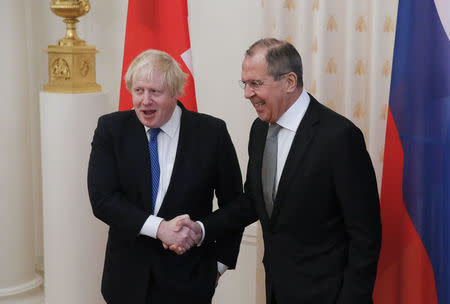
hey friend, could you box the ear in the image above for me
[284,72,298,93]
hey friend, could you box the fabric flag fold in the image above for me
[119,0,197,111]
[374,0,449,303]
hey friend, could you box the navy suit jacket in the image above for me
[88,102,243,304]
[204,95,382,304]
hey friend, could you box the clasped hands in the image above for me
[156,214,203,255]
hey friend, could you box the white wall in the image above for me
[188,3,266,302]
[23,0,266,303]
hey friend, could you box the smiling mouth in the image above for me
[254,102,264,108]
[143,110,156,115]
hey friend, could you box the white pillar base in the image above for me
[0,274,43,297]
[40,92,109,304]
[0,286,44,304]
[213,223,259,304]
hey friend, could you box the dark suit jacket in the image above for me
[87,102,243,304]
[203,95,382,304]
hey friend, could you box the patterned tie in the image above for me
[149,128,161,213]
[262,123,281,217]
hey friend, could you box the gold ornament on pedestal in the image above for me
[44,0,101,93]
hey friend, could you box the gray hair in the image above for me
[246,38,303,88]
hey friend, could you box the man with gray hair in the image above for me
[87,49,243,303]
[177,38,382,304]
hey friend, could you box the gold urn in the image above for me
[44,0,101,94]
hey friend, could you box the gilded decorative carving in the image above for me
[80,57,90,77]
[44,0,101,93]
[51,58,71,80]
[51,0,90,47]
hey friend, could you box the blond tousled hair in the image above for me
[124,49,188,97]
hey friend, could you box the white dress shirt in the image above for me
[139,105,181,237]
[273,88,310,193]
[138,105,227,274]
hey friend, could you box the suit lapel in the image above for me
[270,97,320,222]
[127,111,153,211]
[251,120,272,224]
[156,102,193,216]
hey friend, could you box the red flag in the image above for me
[119,0,197,111]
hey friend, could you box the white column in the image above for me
[0,1,44,302]
[213,224,260,304]
[40,92,109,304]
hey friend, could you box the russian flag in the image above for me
[374,0,449,303]
[119,0,197,111]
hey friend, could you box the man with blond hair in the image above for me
[87,49,243,304]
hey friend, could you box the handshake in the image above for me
[156,214,203,255]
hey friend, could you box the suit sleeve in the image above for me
[331,125,382,304]
[203,121,259,245]
[212,121,245,269]
[87,116,150,239]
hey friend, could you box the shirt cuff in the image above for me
[217,262,229,275]
[139,215,164,239]
[196,220,206,246]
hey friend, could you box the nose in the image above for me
[244,84,255,99]
[142,90,153,105]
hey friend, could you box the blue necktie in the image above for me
[149,128,161,213]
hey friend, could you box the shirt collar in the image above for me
[276,88,310,132]
[144,105,182,138]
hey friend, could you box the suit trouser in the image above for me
[271,292,278,304]
[144,280,213,304]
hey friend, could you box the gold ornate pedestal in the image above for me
[44,0,101,94]
[45,46,101,93]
